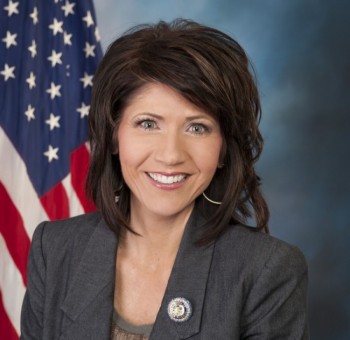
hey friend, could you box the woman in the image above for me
[21,19,309,339]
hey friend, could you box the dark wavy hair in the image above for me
[86,18,269,245]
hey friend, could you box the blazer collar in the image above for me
[151,206,215,339]
[61,216,117,321]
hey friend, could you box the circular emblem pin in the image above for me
[167,297,192,322]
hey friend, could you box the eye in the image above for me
[136,119,158,130]
[188,123,210,135]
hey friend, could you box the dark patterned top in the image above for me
[111,310,153,340]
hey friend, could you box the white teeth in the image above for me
[148,173,187,184]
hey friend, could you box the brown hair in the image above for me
[86,18,269,244]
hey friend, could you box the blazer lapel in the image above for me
[151,206,215,339]
[59,207,214,339]
[60,217,117,334]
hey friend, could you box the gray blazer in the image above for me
[21,208,309,339]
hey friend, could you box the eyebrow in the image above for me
[137,112,216,123]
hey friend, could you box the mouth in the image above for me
[146,172,188,185]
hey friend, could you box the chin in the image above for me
[145,202,194,219]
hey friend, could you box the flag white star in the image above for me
[49,18,64,36]
[28,40,37,58]
[61,0,75,17]
[4,0,19,17]
[63,31,72,45]
[24,104,35,121]
[82,10,94,27]
[80,72,93,88]
[0,63,15,81]
[76,102,90,118]
[45,113,61,130]
[47,50,63,67]
[2,31,17,48]
[26,71,36,89]
[94,27,101,42]
[83,42,95,58]
[29,6,38,25]
[44,145,59,162]
[46,82,62,99]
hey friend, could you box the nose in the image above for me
[154,130,186,166]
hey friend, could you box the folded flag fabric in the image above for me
[0,1,102,338]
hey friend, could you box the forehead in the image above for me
[122,82,215,120]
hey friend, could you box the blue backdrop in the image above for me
[95,1,350,338]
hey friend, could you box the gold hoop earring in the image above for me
[202,192,222,205]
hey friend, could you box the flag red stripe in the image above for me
[0,183,30,286]
[70,144,96,212]
[40,182,70,220]
[0,290,19,340]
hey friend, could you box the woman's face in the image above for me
[116,83,223,220]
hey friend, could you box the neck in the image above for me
[118,201,194,263]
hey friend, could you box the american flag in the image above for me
[0,0,102,338]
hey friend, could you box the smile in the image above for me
[147,172,188,184]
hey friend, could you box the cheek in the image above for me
[118,139,140,169]
[117,129,152,171]
[192,137,223,174]
[117,128,136,169]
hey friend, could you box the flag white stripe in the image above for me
[0,233,26,336]
[0,128,48,240]
[62,174,85,216]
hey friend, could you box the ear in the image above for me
[112,140,118,154]
[218,140,227,168]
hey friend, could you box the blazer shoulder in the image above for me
[35,210,102,234]
[215,225,307,276]
[31,211,104,260]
